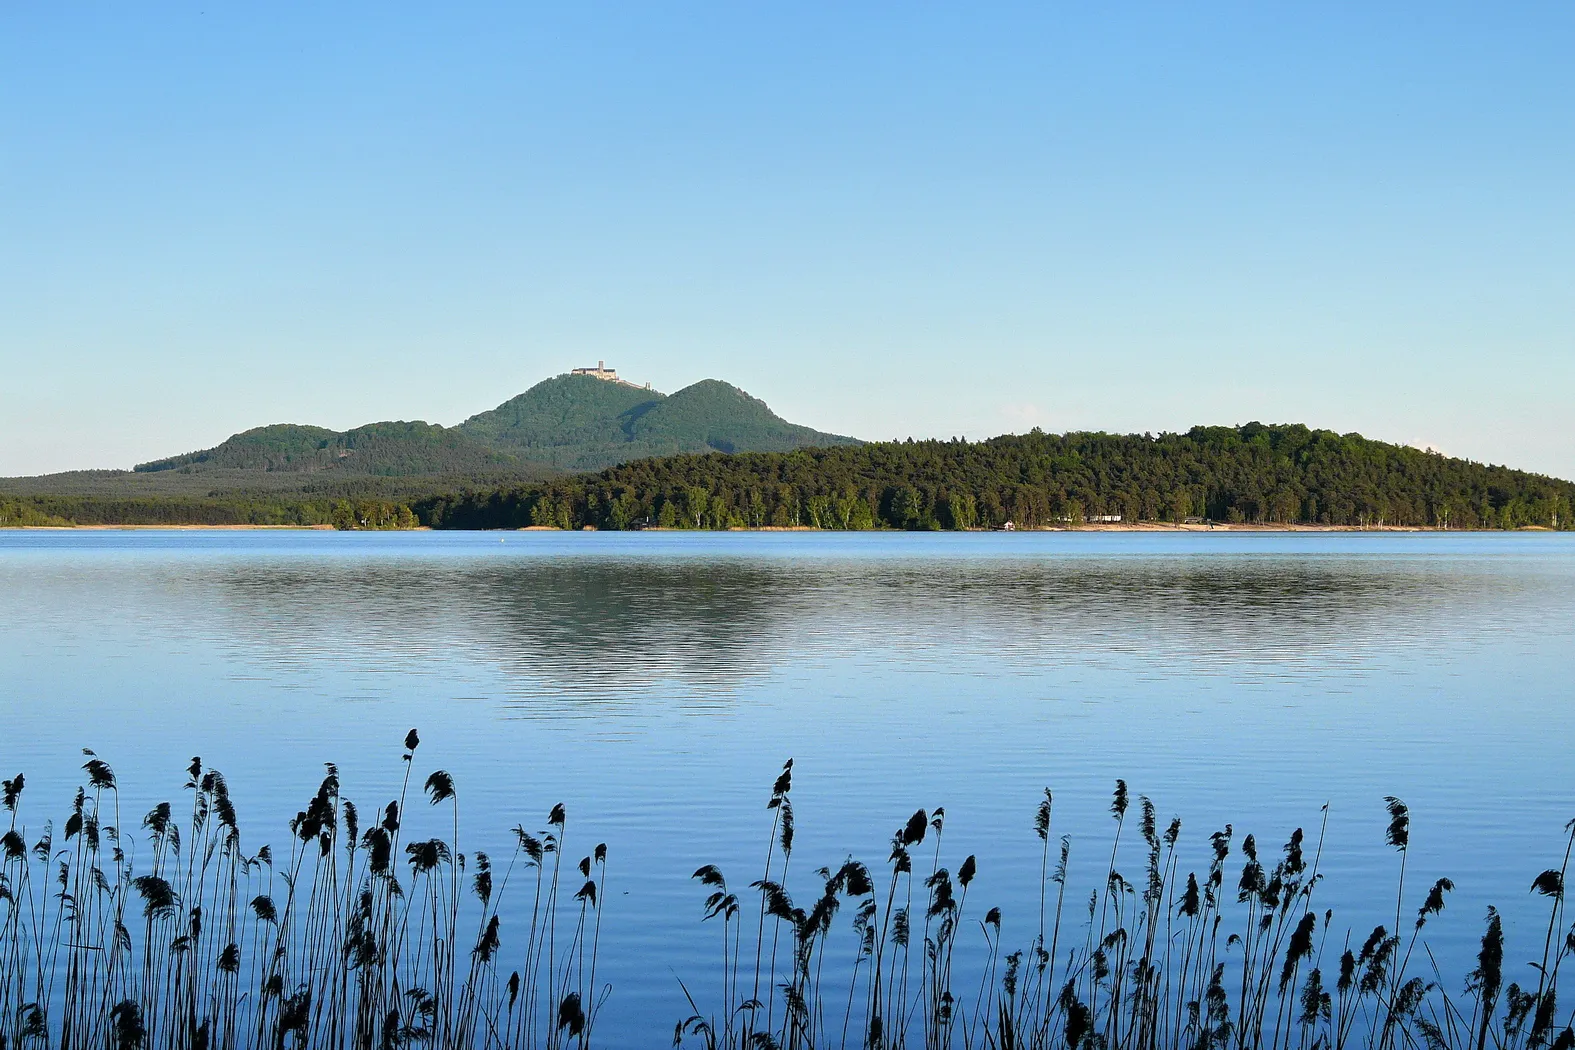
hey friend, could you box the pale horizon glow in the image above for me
[2,6,1571,479]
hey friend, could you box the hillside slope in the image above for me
[136,421,519,476]
[456,374,664,465]
[624,379,859,457]
[136,424,340,472]
[457,374,858,470]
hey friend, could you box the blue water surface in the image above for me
[1,529,1571,1045]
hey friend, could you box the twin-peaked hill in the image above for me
[460,376,859,470]
[128,374,859,479]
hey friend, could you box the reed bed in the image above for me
[0,732,607,1050]
[678,763,1574,1050]
[1,740,1570,1050]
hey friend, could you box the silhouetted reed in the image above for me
[679,769,1575,1050]
[0,734,606,1050]
[2,744,1571,1049]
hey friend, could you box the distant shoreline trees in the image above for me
[0,496,419,530]
[417,424,1575,532]
[5,425,1572,531]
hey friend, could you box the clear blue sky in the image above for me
[3,5,1571,479]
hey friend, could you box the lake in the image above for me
[1,529,1571,1046]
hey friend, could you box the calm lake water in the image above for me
[1,529,1571,1045]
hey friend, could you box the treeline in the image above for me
[0,499,74,528]
[417,423,1575,531]
[10,424,1574,532]
[0,495,417,530]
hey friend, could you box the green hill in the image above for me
[122,375,859,480]
[135,423,340,472]
[419,423,1575,531]
[0,370,864,524]
[135,421,519,476]
[457,374,859,470]
[625,379,859,457]
[455,374,664,466]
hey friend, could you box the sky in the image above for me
[2,4,1572,479]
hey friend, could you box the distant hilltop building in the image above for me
[571,360,619,381]
[570,360,651,390]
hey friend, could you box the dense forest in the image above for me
[0,466,516,529]
[0,495,416,530]
[418,424,1575,531]
[7,424,1571,531]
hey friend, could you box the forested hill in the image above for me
[135,421,518,475]
[419,423,1575,531]
[457,374,860,470]
[0,372,861,526]
[77,374,855,480]
[127,375,857,479]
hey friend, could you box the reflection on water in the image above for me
[199,548,1524,704]
[0,530,1571,1046]
[214,561,790,699]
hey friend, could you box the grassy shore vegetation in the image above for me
[418,425,1575,532]
[1,742,1571,1048]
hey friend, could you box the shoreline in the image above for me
[2,523,340,531]
[4,522,1553,533]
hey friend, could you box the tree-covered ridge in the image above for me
[456,374,860,471]
[622,379,861,458]
[457,373,666,454]
[74,372,861,482]
[135,421,519,476]
[135,423,340,472]
[419,423,1575,531]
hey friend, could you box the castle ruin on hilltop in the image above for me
[571,360,652,390]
